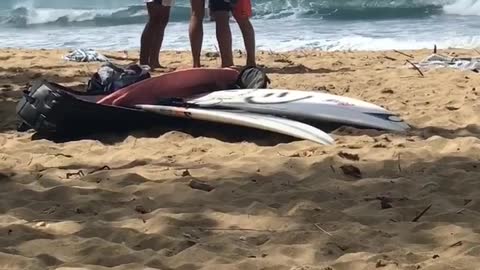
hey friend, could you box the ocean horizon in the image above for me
[1,0,480,52]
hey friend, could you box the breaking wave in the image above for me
[0,0,479,28]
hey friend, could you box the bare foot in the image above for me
[150,62,166,69]
[149,63,168,71]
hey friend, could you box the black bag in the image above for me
[86,62,151,95]
[153,66,272,107]
[16,80,169,136]
[234,66,271,89]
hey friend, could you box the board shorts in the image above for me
[144,0,175,6]
[209,0,252,19]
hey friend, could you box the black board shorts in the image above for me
[144,0,174,6]
[209,0,238,11]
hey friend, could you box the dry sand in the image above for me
[1,48,480,270]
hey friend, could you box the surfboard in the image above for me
[97,67,240,107]
[135,104,335,145]
[183,88,410,132]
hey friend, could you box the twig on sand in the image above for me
[52,153,73,158]
[406,60,424,77]
[27,156,33,166]
[397,153,402,172]
[88,165,111,175]
[383,55,397,61]
[412,204,432,222]
[314,223,333,236]
[474,49,480,56]
[103,53,137,62]
[66,170,85,179]
[199,227,277,233]
[450,241,463,248]
[188,179,215,192]
[393,50,414,58]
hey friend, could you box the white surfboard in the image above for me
[135,104,335,145]
[184,88,410,132]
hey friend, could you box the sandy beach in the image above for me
[1,48,480,270]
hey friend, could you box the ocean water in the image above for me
[1,0,480,52]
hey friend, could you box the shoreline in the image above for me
[0,46,475,69]
[0,46,477,66]
[0,46,473,54]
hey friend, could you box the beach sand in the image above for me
[1,47,480,270]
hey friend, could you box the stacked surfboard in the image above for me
[136,88,410,145]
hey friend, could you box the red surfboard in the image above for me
[97,67,240,107]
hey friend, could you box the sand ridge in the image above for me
[0,48,480,269]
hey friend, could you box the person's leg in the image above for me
[233,0,255,66]
[149,1,171,68]
[189,0,205,68]
[140,2,156,66]
[209,0,234,67]
[213,10,233,67]
[235,17,255,66]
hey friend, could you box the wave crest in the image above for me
[0,5,190,27]
[443,0,480,16]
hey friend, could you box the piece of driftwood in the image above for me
[394,50,414,58]
[412,204,432,222]
[189,179,215,192]
[406,60,424,77]
[314,223,333,236]
[397,153,402,172]
[383,55,397,61]
[89,165,111,175]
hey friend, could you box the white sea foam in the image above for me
[443,0,480,16]
[0,21,479,52]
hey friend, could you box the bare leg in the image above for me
[140,3,156,66]
[235,17,256,66]
[189,0,205,68]
[149,5,171,68]
[213,11,234,67]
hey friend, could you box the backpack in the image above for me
[85,62,151,95]
[234,66,271,89]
